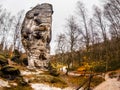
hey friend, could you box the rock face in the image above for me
[21,3,53,70]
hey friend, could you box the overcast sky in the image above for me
[0,0,103,54]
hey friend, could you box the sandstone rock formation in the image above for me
[21,3,53,70]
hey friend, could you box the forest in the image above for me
[53,0,120,73]
[0,0,119,90]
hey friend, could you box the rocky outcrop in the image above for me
[21,3,53,70]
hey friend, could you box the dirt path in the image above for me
[94,73,120,90]
[31,83,75,90]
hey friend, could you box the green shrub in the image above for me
[48,62,60,76]
[90,61,106,73]
[108,60,120,71]
[49,68,60,76]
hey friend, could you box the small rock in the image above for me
[0,79,10,87]
[10,83,17,86]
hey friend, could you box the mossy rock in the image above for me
[0,55,8,66]
[0,65,20,80]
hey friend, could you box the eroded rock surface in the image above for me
[21,3,53,70]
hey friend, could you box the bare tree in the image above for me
[0,9,13,50]
[103,0,120,71]
[56,33,67,54]
[93,7,108,42]
[13,10,24,51]
[76,1,90,51]
[89,18,99,45]
[0,6,25,52]
[104,0,120,39]
[55,33,67,65]
[93,6,112,71]
[65,16,79,52]
[65,15,80,73]
[0,9,6,45]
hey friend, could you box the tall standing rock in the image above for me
[21,3,53,70]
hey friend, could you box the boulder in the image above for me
[0,65,20,80]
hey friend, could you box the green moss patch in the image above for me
[29,74,67,88]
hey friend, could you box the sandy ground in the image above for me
[94,73,120,90]
[31,83,75,90]
[94,79,120,90]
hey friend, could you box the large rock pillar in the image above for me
[21,3,53,70]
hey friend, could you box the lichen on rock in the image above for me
[21,3,53,70]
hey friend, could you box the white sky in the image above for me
[0,0,102,54]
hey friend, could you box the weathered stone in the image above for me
[21,3,53,70]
